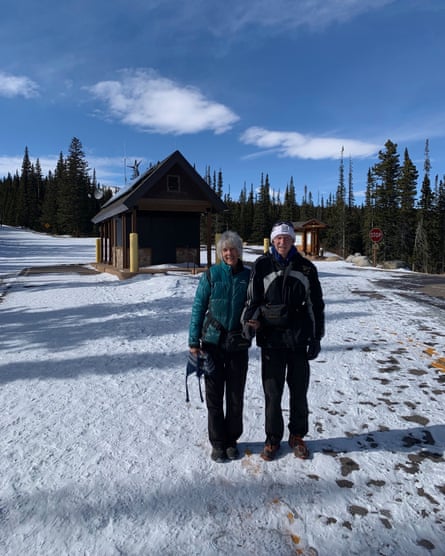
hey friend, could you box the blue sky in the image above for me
[1,0,444,203]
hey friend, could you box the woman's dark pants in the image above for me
[204,347,248,450]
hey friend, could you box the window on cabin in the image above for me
[167,174,180,192]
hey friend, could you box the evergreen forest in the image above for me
[1,137,444,274]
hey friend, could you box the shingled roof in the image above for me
[92,150,227,224]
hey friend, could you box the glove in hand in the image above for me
[307,339,321,360]
[242,322,256,340]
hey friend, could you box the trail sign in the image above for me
[369,227,384,243]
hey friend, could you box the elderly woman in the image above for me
[188,231,251,462]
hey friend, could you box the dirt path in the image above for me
[373,272,445,310]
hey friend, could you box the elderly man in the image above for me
[242,221,325,461]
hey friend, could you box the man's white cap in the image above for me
[270,222,296,242]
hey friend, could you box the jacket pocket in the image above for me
[260,304,289,327]
[202,317,222,345]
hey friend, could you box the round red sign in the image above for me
[369,227,384,243]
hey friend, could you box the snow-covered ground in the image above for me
[0,225,444,556]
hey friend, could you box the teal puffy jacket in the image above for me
[188,261,250,348]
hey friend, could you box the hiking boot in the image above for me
[211,448,226,463]
[288,434,309,459]
[226,446,240,460]
[260,443,280,461]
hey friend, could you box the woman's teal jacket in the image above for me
[188,261,250,348]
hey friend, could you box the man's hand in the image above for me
[307,339,321,360]
[242,320,260,340]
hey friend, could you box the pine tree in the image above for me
[269,180,281,224]
[371,140,401,260]
[336,147,347,257]
[57,137,92,236]
[412,215,429,273]
[0,172,18,225]
[419,140,432,211]
[16,147,33,227]
[436,176,445,273]
[397,148,418,264]
[346,157,362,254]
[251,173,271,243]
[245,184,255,241]
[325,147,348,256]
[204,165,211,186]
[232,184,246,240]
[41,170,59,233]
[30,159,44,230]
[415,139,435,272]
[282,178,297,222]
[216,170,223,199]
[55,151,70,234]
[212,170,225,234]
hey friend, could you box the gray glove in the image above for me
[242,322,256,340]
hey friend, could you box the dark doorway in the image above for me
[138,212,200,265]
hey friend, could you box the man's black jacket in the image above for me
[242,249,325,350]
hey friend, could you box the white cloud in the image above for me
[240,126,379,160]
[87,69,239,135]
[229,0,395,31]
[0,156,23,177]
[0,154,144,188]
[154,0,396,35]
[386,111,445,144]
[0,72,39,98]
[86,155,139,185]
[0,155,62,178]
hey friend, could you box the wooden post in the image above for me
[95,238,101,263]
[122,216,127,270]
[130,232,139,273]
[215,233,222,264]
[110,219,115,265]
[372,243,378,267]
[206,212,212,267]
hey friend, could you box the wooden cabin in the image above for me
[293,218,328,257]
[92,150,227,270]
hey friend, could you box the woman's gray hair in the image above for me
[216,230,243,261]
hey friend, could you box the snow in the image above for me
[1,225,444,556]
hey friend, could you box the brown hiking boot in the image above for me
[260,443,280,461]
[288,434,309,459]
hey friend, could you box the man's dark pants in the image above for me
[261,347,310,445]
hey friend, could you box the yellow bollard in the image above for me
[129,232,139,273]
[263,238,269,253]
[95,238,101,263]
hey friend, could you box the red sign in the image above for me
[369,227,384,243]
